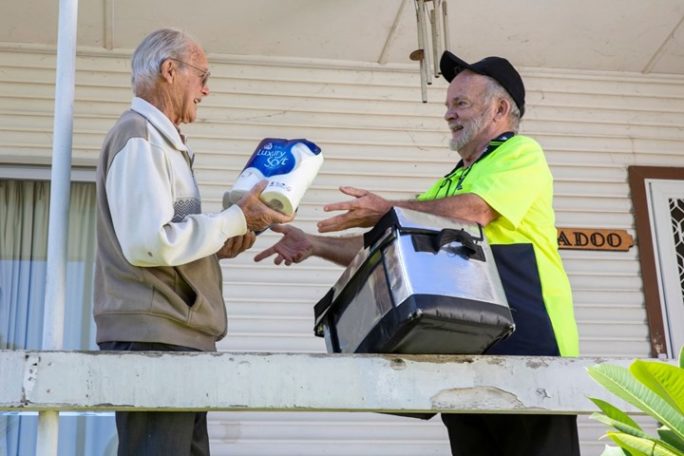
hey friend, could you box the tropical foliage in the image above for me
[587,346,684,456]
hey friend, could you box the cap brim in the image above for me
[440,51,472,82]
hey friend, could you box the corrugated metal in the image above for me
[1,46,683,455]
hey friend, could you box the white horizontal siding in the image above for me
[1,45,683,455]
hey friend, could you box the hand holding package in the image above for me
[224,138,323,215]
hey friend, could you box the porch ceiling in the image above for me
[3,0,684,74]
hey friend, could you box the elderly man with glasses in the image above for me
[94,28,292,456]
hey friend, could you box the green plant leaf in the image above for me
[600,445,629,456]
[588,364,684,443]
[591,397,642,430]
[679,346,684,370]
[605,433,649,456]
[630,359,684,415]
[606,432,682,456]
[659,426,684,452]
[591,412,655,440]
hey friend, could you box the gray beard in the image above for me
[449,138,461,151]
[448,110,488,152]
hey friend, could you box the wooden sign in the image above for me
[557,228,634,252]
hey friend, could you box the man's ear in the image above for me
[494,97,511,120]
[159,59,175,84]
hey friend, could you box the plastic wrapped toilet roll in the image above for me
[224,138,323,215]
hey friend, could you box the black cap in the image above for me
[440,51,525,117]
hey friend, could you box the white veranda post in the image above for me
[37,0,79,453]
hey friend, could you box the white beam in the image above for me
[43,0,78,353]
[642,13,684,73]
[377,0,408,65]
[0,351,663,415]
[39,0,79,450]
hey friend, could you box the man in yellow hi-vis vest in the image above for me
[256,51,580,456]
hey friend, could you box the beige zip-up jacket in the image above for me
[94,97,246,351]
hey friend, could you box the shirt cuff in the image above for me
[220,204,248,236]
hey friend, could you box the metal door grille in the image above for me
[669,198,684,302]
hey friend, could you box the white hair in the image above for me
[482,76,521,132]
[130,28,198,94]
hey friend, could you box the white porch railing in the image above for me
[0,351,654,415]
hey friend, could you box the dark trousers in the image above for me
[98,341,210,456]
[437,245,580,455]
[441,413,580,456]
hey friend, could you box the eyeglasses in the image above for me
[168,58,210,87]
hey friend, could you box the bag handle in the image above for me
[409,228,485,261]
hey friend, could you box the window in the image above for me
[0,174,115,455]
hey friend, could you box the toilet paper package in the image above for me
[224,138,323,215]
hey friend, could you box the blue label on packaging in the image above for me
[244,138,321,177]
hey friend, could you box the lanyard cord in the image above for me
[454,164,474,190]
[436,164,473,197]
[433,132,515,198]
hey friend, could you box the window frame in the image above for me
[628,165,684,358]
[0,164,95,182]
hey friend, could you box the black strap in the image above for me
[410,228,485,261]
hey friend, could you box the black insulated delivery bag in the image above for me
[313,207,515,354]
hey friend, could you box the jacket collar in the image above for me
[131,97,190,154]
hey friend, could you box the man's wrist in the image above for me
[309,234,325,258]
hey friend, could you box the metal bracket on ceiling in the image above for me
[411,0,450,103]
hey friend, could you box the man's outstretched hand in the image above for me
[316,186,391,233]
[254,224,314,265]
